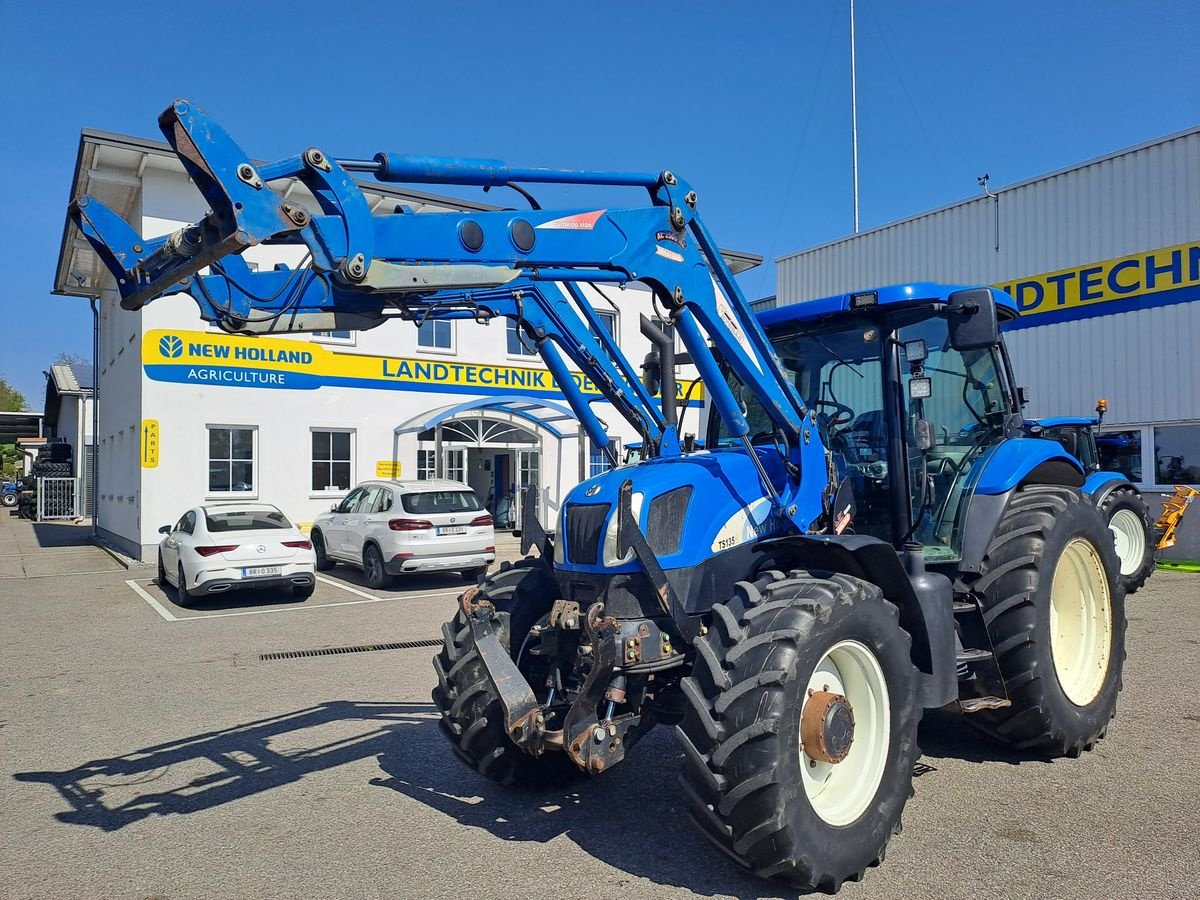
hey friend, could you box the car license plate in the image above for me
[242,566,281,577]
[437,526,467,535]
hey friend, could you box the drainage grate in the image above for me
[261,638,442,661]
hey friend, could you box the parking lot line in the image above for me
[125,579,179,622]
[123,577,461,622]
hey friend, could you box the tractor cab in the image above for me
[726,284,1025,563]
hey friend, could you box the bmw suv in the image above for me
[310,480,495,588]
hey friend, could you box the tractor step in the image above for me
[958,696,1012,713]
[952,600,975,612]
[956,647,993,664]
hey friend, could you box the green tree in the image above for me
[0,375,27,412]
[1,443,20,480]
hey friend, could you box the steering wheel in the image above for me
[814,398,855,429]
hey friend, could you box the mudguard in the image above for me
[754,534,958,709]
[1083,470,1136,507]
[974,437,1085,494]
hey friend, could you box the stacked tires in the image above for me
[16,443,75,519]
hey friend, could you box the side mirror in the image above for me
[158,525,171,534]
[947,288,1000,351]
[330,503,340,512]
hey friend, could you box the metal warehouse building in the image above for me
[773,125,1200,556]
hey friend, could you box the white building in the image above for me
[41,363,95,514]
[53,128,752,559]
[773,125,1200,556]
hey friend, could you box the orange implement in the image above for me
[1155,485,1200,551]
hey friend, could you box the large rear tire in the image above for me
[432,558,580,787]
[1098,486,1155,594]
[971,485,1126,756]
[678,570,920,892]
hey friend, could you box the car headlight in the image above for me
[601,492,643,567]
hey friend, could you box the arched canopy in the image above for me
[393,394,580,439]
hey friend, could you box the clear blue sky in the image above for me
[1,1,1197,407]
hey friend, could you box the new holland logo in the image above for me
[159,335,184,359]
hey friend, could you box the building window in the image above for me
[1154,424,1200,484]
[207,426,256,494]
[445,448,465,484]
[418,320,453,351]
[507,319,537,356]
[588,437,620,478]
[417,449,437,480]
[311,429,354,492]
[312,329,355,345]
[591,309,617,343]
[1097,429,1143,483]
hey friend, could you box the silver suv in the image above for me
[310,479,495,588]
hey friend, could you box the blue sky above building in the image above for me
[0,0,1197,404]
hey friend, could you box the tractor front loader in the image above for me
[70,101,1126,892]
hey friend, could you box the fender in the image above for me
[754,533,958,709]
[1083,470,1136,507]
[974,437,1085,495]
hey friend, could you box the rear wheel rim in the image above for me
[365,549,380,583]
[1049,538,1113,706]
[1108,508,1146,576]
[799,639,891,826]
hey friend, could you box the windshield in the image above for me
[401,490,482,515]
[206,509,292,532]
[717,306,1012,559]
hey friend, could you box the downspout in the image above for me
[90,296,100,539]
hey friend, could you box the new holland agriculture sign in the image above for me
[999,239,1200,329]
[142,329,704,406]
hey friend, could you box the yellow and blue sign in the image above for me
[142,329,705,406]
[999,240,1200,329]
[141,419,159,468]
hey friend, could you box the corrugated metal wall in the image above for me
[776,127,1200,425]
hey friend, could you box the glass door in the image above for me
[444,447,466,484]
[516,449,540,527]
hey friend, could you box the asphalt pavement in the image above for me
[1,512,1198,899]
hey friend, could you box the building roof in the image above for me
[55,128,761,299]
[42,363,94,431]
[0,411,44,445]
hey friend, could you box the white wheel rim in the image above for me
[799,639,891,826]
[1049,538,1113,706]
[1108,509,1145,577]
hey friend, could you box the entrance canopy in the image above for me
[393,395,580,439]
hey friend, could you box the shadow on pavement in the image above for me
[29,521,95,548]
[916,709,1050,766]
[14,700,773,897]
[14,701,434,832]
[320,565,472,595]
[153,575,310,612]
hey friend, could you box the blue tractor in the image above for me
[70,102,1125,892]
[1025,403,1155,593]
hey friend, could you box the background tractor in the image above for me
[1025,402,1156,592]
[72,102,1126,892]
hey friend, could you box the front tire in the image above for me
[432,558,579,786]
[1,492,15,508]
[1098,486,1155,594]
[678,570,920,891]
[971,485,1126,756]
[157,552,167,586]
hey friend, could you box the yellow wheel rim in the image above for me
[1049,538,1113,706]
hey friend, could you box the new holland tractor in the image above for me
[1025,402,1156,592]
[70,101,1125,892]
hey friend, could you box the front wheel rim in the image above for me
[799,639,891,826]
[1108,509,1146,576]
[1049,538,1113,706]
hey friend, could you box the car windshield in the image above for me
[401,491,481,515]
[205,509,292,532]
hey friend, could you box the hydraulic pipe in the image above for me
[640,315,677,429]
[359,154,661,189]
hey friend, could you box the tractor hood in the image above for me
[554,447,795,575]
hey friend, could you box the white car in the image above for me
[310,479,495,588]
[157,503,317,606]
